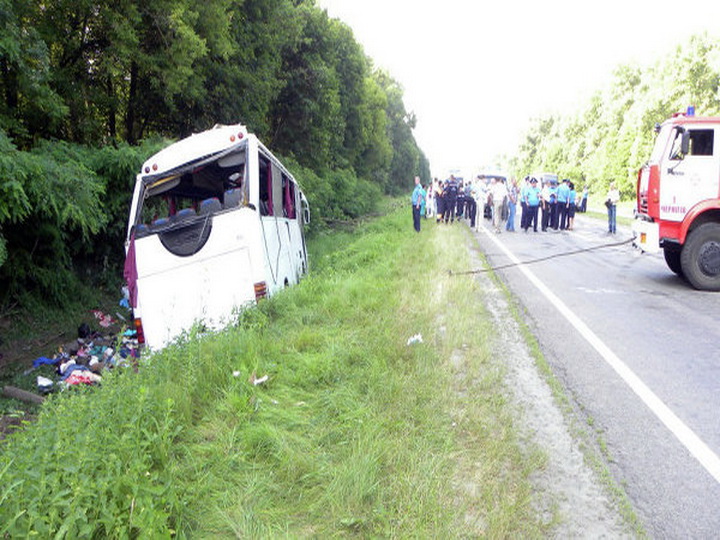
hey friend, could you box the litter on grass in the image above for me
[22,304,140,393]
[406,333,423,345]
[249,373,269,386]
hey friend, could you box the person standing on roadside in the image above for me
[557,178,570,230]
[456,181,466,219]
[490,177,508,233]
[411,176,423,232]
[467,179,478,228]
[606,181,620,234]
[567,181,577,230]
[506,178,518,232]
[443,175,459,223]
[425,182,434,219]
[435,178,444,223]
[540,179,551,232]
[548,179,559,230]
[520,176,529,230]
[523,177,541,232]
[580,185,589,212]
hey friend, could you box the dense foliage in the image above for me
[0,0,428,307]
[509,34,720,200]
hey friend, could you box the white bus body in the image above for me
[125,123,309,349]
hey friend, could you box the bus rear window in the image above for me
[137,149,247,228]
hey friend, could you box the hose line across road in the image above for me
[469,213,720,538]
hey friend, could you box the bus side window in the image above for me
[271,163,283,216]
[259,155,273,216]
[283,174,296,219]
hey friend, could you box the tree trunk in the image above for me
[2,386,45,404]
[125,61,138,144]
[107,76,116,140]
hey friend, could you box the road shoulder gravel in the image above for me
[466,226,638,538]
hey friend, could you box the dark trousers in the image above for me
[520,202,528,230]
[549,202,558,229]
[559,203,568,230]
[444,198,457,222]
[541,203,550,231]
[412,205,421,232]
[525,205,539,231]
[467,198,477,228]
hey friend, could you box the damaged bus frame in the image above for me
[125,123,310,350]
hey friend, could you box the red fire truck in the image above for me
[633,107,720,290]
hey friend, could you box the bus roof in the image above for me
[140,124,249,177]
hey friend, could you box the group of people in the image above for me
[412,174,594,234]
[516,176,585,233]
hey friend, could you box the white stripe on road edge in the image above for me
[479,226,720,484]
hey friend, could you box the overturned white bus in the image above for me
[124,123,309,350]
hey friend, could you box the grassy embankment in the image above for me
[0,204,549,537]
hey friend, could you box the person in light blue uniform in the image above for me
[523,177,541,232]
[547,180,558,230]
[411,176,423,232]
[520,176,529,230]
[557,178,570,230]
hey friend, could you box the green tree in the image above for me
[0,0,67,146]
[270,4,343,171]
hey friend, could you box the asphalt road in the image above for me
[467,210,720,538]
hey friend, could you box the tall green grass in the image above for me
[0,207,549,537]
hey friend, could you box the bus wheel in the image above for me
[663,245,683,276]
[680,223,720,291]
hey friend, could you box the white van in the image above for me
[124,123,309,350]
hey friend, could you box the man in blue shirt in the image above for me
[523,177,541,232]
[557,178,571,230]
[411,176,423,232]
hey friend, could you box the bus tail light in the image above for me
[134,317,146,344]
[254,281,267,301]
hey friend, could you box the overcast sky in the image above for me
[317,0,720,179]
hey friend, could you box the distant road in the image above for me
[470,211,720,538]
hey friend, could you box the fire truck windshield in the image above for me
[650,124,672,164]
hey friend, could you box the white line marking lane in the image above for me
[480,226,720,484]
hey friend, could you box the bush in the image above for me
[0,133,165,308]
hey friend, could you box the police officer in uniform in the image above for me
[443,175,459,223]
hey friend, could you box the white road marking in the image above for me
[479,225,720,484]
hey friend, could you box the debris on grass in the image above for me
[406,333,423,345]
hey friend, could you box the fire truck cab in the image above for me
[633,109,720,290]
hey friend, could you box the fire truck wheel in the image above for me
[663,246,683,276]
[680,223,720,291]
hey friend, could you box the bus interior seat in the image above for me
[172,208,197,222]
[135,223,149,237]
[150,217,170,231]
[199,197,222,215]
[224,188,242,209]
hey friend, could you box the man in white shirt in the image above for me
[489,177,508,233]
